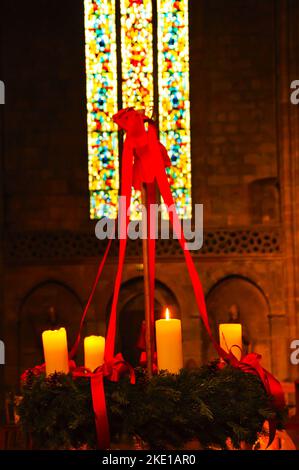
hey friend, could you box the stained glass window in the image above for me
[120,0,154,110]
[158,0,191,219]
[84,0,191,220]
[120,0,154,219]
[84,0,119,219]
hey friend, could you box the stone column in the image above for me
[277,0,299,379]
[270,314,289,379]
[288,0,299,327]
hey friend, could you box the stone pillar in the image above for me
[270,314,289,380]
[277,0,299,379]
[288,1,299,328]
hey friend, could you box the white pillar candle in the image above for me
[84,335,105,372]
[42,327,69,376]
[219,323,242,360]
[155,308,183,374]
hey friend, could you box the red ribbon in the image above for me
[229,353,285,410]
[69,238,112,360]
[21,364,46,383]
[139,351,158,373]
[20,360,77,383]
[72,353,135,449]
[219,352,285,445]
[21,356,134,450]
[108,108,223,358]
[67,238,113,449]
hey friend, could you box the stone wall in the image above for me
[190,0,279,226]
[1,0,89,232]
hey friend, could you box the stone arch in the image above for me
[106,277,180,366]
[18,280,84,376]
[203,275,272,370]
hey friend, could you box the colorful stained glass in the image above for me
[84,0,119,219]
[85,0,191,220]
[157,0,192,219]
[120,0,154,220]
[120,0,154,110]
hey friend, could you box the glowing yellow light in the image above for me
[165,307,170,321]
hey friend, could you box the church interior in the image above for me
[0,0,299,452]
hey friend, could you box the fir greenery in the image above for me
[19,363,286,450]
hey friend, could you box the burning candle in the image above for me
[42,327,69,376]
[84,335,105,372]
[219,323,242,360]
[155,308,183,374]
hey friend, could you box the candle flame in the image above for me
[165,308,170,320]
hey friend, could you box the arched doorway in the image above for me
[18,281,84,376]
[107,277,180,366]
[204,275,271,370]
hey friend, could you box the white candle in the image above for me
[42,327,69,376]
[155,308,183,374]
[219,323,242,360]
[84,335,105,372]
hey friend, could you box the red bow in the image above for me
[113,108,171,191]
[21,364,46,383]
[218,352,285,445]
[72,353,135,449]
[20,360,77,383]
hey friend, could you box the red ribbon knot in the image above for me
[72,353,135,449]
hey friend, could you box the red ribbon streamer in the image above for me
[69,238,112,359]
[219,352,285,444]
[72,353,135,450]
[67,238,115,449]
